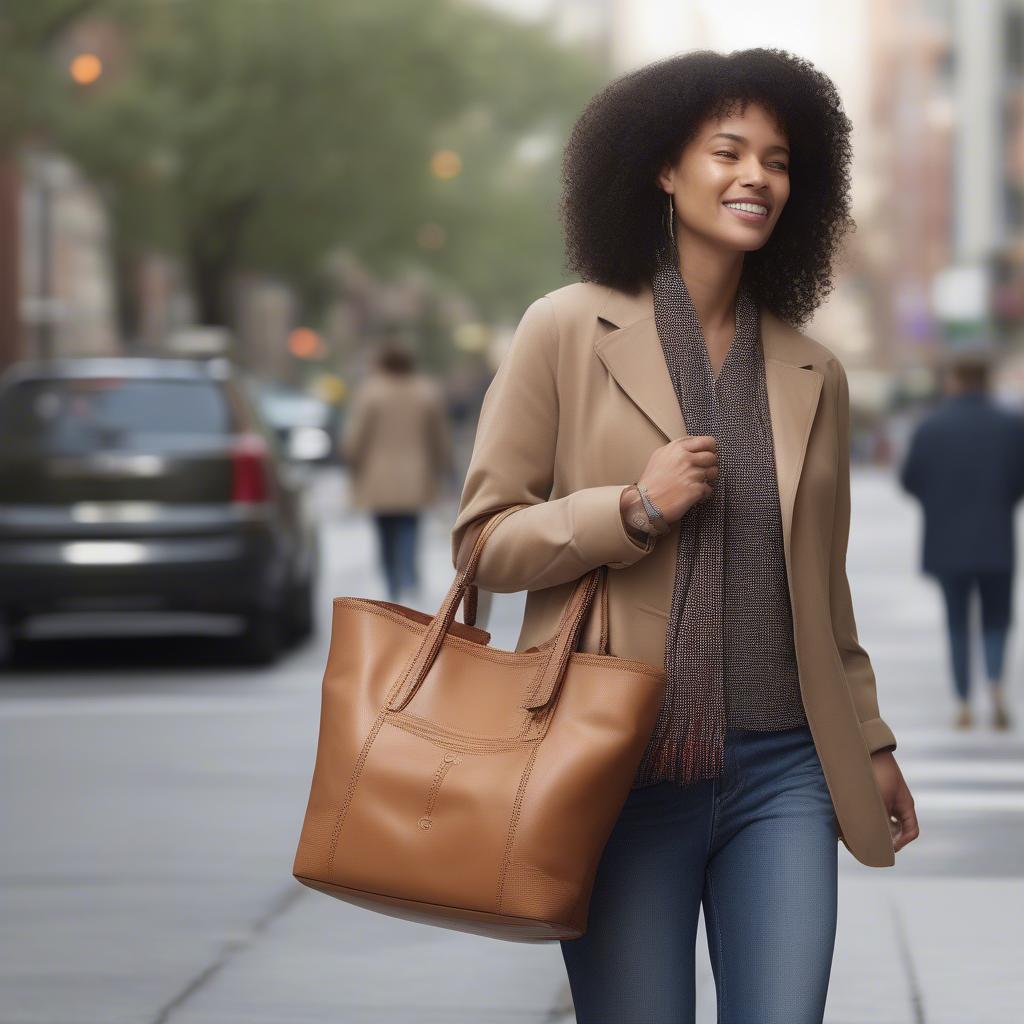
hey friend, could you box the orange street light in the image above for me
[289,327,323,359]
[430,149,462,180]
[69,53,103,85]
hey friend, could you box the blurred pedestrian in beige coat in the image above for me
[341,343,454,603]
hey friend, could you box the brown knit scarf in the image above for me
[632,249,764,788]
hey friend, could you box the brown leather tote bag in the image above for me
[291,503,665,941]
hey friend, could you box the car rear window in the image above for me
[0,377,235,451]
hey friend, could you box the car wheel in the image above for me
[238,608,282,665]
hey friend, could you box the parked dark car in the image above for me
[0,357,318,664]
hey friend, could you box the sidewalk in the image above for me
[825,878,1024,1024]
[163,891,574,1024]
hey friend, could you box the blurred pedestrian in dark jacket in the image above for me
[899,356,1024,731]
[341,343,454,604]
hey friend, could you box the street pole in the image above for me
[37,162,54,362]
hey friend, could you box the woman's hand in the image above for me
[637,435,719,523]
[870,749,919,853]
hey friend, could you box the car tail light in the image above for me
[231,434,270,503]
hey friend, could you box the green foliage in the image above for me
[0,1,99,149]
[9,0,604,328]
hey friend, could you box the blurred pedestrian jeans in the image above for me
[933,568,1012,701]
[373,512,420,602]
[561,723,838,1024]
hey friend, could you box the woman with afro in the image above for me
[451,47,919,1023]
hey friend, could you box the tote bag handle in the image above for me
[386,504,607,714]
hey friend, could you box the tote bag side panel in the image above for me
[501,656,664,927]
[292,600,426,881]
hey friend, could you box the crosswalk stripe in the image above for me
[903,760,1024,783]
[885,727,1023,750]
[910,790,1024,812]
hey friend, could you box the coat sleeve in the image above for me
[340,384,374,471]
[898,421,924,498]
[1014,414,1024,501]
[425,381,455,482]
[450,294,656,593]
[829,358,898,755]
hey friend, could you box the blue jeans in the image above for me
[933,569,1013,700]
[372,512,420,602]
[560,724,838,1024]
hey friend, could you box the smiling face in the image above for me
[658,101,790,253]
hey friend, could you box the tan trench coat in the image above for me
[342,371,453,513]
[451,280,899,868]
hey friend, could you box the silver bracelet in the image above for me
[635,483,670,535]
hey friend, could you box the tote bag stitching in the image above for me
[336,598,666,676]
[335,599,549,665]
[394,709,533,746]
[325,709,388,874]
[496,742,541,913]
[325,669,412,874]
[421,752,461,826]
[569,652,666,677]
[387,716,536,753]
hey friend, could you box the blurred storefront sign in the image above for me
[930,261,996,351]
[846,367,894,415]
[164,326,234,359]
[312,373,346,405]
[895,280,938,351]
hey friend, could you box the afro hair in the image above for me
[559,48,856,328]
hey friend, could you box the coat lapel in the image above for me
[594,281,824,567]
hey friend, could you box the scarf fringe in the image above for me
[634,707,725,787]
